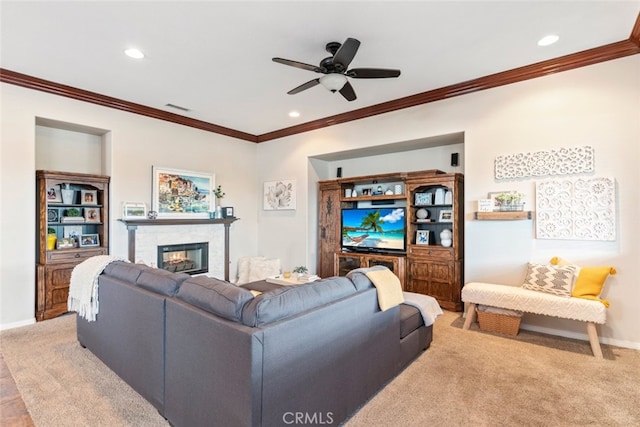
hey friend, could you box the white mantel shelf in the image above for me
[118,217,239,281]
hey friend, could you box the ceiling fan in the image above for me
[272,38,401,102]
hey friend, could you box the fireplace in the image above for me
[157,242,208,275]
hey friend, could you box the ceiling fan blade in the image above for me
[339,81,357,102]
[333,38,360,70]
[347,68,401,79]
[272,57,324,73]
[287,79,320,95]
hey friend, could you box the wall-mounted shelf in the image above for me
[474,211,532,220]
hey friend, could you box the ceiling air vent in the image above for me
[165,103,191,112]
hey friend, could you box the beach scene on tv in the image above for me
[342,208,406,250]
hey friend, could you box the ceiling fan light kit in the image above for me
[319,74,347,92]
[273,37,401,102]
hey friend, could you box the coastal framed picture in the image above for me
[152,166,214,218]
[416,230,430,245]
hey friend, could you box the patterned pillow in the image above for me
[521,263,576,297]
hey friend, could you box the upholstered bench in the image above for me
[461,282,607,358]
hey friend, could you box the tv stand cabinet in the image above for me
[335,252,406,289]
[317,169,464,311]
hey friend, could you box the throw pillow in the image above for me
[550,257,616,307]
[247,257,281,282]
[236,256,265,284]
[521,263,576,297]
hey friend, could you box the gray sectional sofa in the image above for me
[76,262,432,427]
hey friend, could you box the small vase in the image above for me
[61,189,75,204]
[216,205,223,218]
[47,235,57,251]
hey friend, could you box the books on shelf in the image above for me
[61,217,85,223]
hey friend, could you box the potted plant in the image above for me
[494,192,524,211]
[47,227,57,250]
[213,185,225,217]
[292,266,308,278]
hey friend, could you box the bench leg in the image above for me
[462,303,477,330]
[586,322,603,359]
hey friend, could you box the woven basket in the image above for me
[477,310,521,336]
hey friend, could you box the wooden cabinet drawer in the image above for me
[407,245,452,260]
[46,248,106,263]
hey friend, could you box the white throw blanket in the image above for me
[402,292,444,327]
[68,255,127,321]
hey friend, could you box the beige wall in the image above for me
[2,55,638,350]
[256,55,640,349]
[0,84,260,328]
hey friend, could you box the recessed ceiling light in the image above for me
[289,111,300,118]
[538,35,559,47]
[124,48,145,59]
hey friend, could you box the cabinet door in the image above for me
[335,254,363,276]
[317,182,341,278]
[38,263,75,320]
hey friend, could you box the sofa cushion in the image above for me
[176,276,255,322]
[399,304,423,339]
[241,277,357,327]
[240,280,283,293]
[103,261,149,283]
[136,268,190,296]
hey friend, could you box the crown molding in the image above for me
[2,12,639,144]
[257,38,640,142]
[0,69,258,143]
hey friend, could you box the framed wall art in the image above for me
[152,166,214,218]
[264,179,296,210]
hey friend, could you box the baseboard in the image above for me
[520,323,640,351]
[0,317,36,331]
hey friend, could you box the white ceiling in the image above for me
[1,1,639,136]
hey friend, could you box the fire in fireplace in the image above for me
[157,242,208,275]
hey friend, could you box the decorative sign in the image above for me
[495,146,594,180]
[536,177,616,241]
[478,199,493,212]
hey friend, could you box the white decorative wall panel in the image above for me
[495,146,594,180]
[535,177,616,241]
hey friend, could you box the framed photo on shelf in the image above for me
[81,189,98,205]
[122,202,147,219]
[416,230,430,245]
[84,207,100,222]
[47,185,62,203]
[415,192,432,206]
[438,209,453,222]
[152,166,214,218]
[56,237,75,249]
[79,233,100,247]
[222,206,235,218]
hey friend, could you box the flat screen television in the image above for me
[341,207,406,254]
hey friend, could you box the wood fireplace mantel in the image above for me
[118,218,239,281]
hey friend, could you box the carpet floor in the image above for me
[1,311,639,426]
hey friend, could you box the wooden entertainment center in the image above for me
[318,169,464,311]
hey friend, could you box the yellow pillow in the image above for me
[550,257,616,307]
